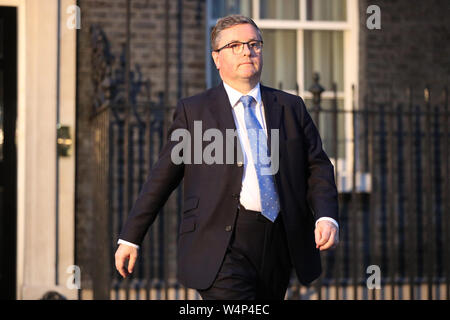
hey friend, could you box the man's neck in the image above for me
[222,79,259,95]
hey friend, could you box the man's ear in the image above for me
[211,51,220,70]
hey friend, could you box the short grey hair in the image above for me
[211,14,262,50]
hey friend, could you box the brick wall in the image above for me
[355,0,449,286]
[359,0,450,105]
[76,0,206,291]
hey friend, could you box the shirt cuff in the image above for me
[117,239,140,249]
[315,217,339,229]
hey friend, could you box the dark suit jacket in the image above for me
[119,82,339,289]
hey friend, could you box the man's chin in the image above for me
[238,70,259,79]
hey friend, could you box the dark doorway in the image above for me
[0,6,17,300]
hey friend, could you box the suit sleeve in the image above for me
[297,97,339,224]
[118,100,187,245]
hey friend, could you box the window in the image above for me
[261,29,297,90]
[260,0,299,20]
[307,0,347,21]
[206,0,360,192]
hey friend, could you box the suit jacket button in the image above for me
[225,225,232,232]
[237,161,243,167]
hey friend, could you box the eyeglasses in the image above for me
[214,40,263,55]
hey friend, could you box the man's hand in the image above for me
[115,244,139,278]
[314,220,339,251]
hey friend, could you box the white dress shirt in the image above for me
[118,81,338,249]
[222,81,267,213]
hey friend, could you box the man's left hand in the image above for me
[314,220,339,251]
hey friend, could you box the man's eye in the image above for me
[229,43,241,49]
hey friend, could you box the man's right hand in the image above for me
[115,243,139,278]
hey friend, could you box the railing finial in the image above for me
[308,72,325,108]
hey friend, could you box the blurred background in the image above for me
[0,0,448,300]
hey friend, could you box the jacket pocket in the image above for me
[179,216,196,235]
[183,196,199,214]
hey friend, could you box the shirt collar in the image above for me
[222,81,261,108]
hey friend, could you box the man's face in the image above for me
[212,23,263,85]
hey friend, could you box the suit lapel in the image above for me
[207,82,237,132]
[261,84,283,156]
[206,82,243,163]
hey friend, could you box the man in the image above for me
[115,14,339,300]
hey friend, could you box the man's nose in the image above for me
[242,43,252,55]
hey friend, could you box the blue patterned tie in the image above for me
[241,95,280,222]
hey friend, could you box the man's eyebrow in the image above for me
[227,38,261,43]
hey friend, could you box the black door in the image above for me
[0,6,17,300]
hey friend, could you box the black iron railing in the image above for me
[88,77,449,300]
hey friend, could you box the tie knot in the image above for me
[240,95,255,109]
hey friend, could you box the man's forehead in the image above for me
[218,24,261,42]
